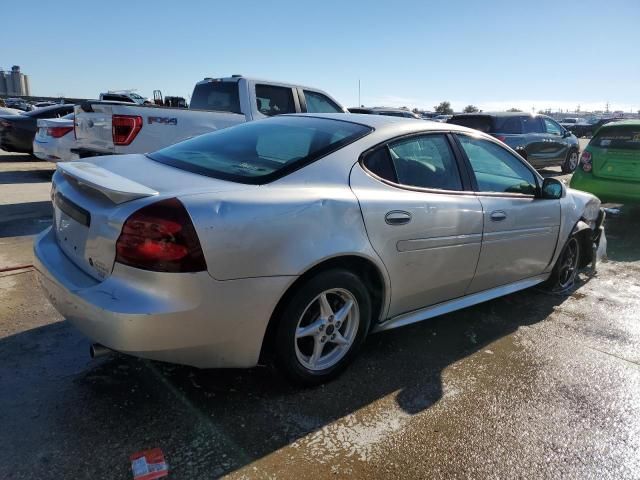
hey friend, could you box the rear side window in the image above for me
[522,116,544,133]
[364,134,463,191]
[255,84,296,116]
[448,115,493,133]
[592,126,640,150]
[148,116,371,184]
[494,117,522,134]
[304,90,343,113]
[190,81,241,113]
[101,94,134,102]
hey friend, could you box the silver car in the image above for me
[34,114,605,385]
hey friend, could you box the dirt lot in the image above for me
[1,148,639,479]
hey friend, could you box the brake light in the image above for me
[47,126,73,138]
[580,151,592,172]
[0,119,12,129]
[495,135,507,143]
[112,115,143,146]
[115,198,207,272]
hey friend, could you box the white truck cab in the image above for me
[73,76,346,158]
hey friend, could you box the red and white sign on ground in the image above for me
[130,448,168,480]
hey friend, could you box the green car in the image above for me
[570,120,640,203]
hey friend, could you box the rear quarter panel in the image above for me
[181,184,383,281]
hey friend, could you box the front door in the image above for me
[350,133,484,318]
[454,133,561,293]
[542,117,570,164]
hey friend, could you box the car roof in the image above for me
[290,113,476,134]
[598,119,640,127]
[452,111,539,118]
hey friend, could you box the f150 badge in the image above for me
[148,116,177,125]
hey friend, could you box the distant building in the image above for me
[0,65,31,96]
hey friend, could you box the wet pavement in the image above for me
[1,150,639,479]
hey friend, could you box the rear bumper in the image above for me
[34,139,79,163]
[33,227,292,368]
[570,170,640,203]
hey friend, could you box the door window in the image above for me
[255,84,296,116]
[364,134,463,191]
[304,90,343,113]
[522,116,544,133]
[457,135,537,195]
[543,117,563,136]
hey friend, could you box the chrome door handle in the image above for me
[385,211,412,225]
[490,210,507,221]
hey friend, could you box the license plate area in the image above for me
[55,192,91,227]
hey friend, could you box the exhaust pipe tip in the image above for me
[90,343,111,359]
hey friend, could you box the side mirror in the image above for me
[562,130,572,138]
[540,177,563,199]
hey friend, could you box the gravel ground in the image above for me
[1,147,639,479]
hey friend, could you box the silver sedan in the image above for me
[34,114,605,385]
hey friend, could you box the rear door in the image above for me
[590,124,640,181]
[350,133,484,318]
[454,133,560,293]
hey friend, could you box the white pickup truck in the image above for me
[72,75,347,158]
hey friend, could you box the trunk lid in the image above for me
[590,124,640,181]
[74,104,115,153]
[52,154,250,281]
[592,147,640,181]
[36,117,74,142]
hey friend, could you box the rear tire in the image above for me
[545,235,581,293]
[273,269,371,386]
[562,149,579,174]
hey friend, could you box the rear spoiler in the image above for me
[57,162,158,204]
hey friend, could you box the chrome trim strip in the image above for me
[397,233,482,252]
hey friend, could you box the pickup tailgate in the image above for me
[52,155,249,281]
[74,102,247,156]
[74,104,115,154]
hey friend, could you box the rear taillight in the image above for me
[580,151,592,172]
[112,115,142,146]
[47,126,73,138]
[0,119,12,129]
[495,135,507,143]
[115,198,207,273]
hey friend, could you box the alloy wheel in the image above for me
[294,288,360,371]
[568,151,579,171]
[557,237,579,290]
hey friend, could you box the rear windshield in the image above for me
[148,116,372,184]
[592,126,640,150]
[190,81,241,113]
[448,115,493,133]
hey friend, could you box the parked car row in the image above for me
[560,116,620,138]
[0,104,75,153]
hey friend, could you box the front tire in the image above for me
[274,269,371,386]
[546,235,581,292]
[562,149,579,173]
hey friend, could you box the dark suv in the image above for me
[448,112,580,173]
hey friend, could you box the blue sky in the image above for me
[5,0,640,112]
